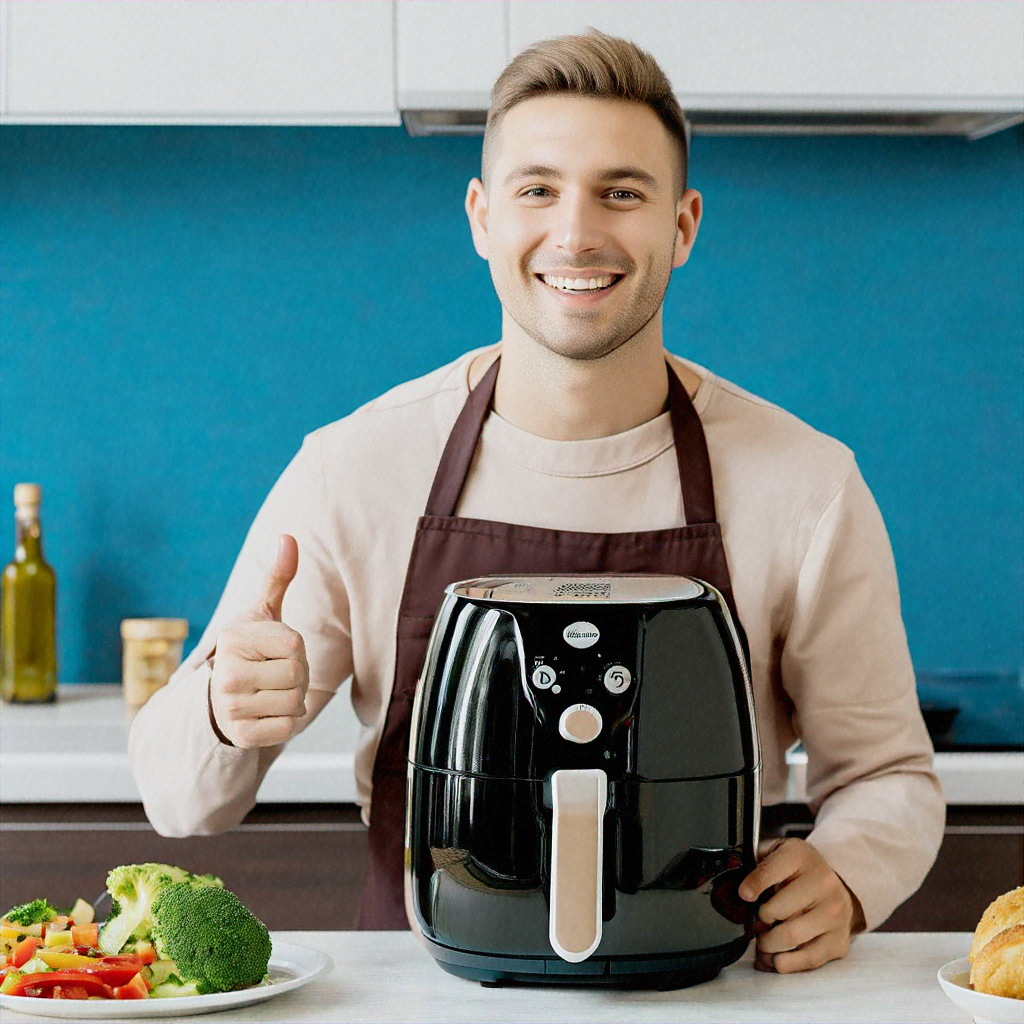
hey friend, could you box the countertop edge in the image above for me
[1,685,1020,805]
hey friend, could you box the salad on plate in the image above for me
[0,863,272,1002]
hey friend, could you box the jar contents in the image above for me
[121,618,189,707]
[1,483,58,703]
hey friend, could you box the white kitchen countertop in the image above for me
[0,684,361,804]
[0,684,1020,806]
[0,931,982,1023]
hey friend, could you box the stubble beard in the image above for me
[493,245,676,363]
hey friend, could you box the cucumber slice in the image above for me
[97,907,142,955]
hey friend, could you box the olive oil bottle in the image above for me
[1,483,57,702]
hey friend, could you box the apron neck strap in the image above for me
[667,364,717,525]
[424,356,501,518]
[425,355,717,525]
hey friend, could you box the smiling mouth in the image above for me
[537,273,623,293]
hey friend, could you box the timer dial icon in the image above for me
[603,665,632,694]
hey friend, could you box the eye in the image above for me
[606,189,642,202]
[519,185,554,198]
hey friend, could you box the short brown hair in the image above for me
[482,29,690,193]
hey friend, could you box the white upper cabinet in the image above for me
[508,1,1022,111]
[2,0,398,123]
[0,1,9,117]
[7,1,1021,130]
[397,0,508,111]
[398,0,1023,135]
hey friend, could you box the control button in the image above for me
[603,665,632,694]
[558,704,603,744]
[551,684,561,695]
[532,665,557,689]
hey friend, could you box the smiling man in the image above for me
[467,92,701,440]
[130,30,943,975]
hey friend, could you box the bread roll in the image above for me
[970,924,1023,999]
[969,886,1024,999]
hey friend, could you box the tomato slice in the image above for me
[11,937,40,969]
[69,924,98,948]
[9,972,114,999]
[113,973,150,999]
[73,956,146,987]
[51,984,91,1000]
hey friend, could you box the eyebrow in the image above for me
[501,164,661,192]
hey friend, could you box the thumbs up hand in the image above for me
[209,534,310,748]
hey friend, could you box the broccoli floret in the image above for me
[97,863,223,955]
[3,899,60,926]
[150,883,271,994]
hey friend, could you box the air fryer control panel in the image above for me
[512,605,642,774]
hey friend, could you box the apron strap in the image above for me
[666,366,717,526]
[425,355,717,526]
[424,356,501,518]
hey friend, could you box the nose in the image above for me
[552,192,605,255]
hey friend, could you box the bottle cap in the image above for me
[13,483,42,509]
[121,618,190,641]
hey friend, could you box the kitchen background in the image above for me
[0,0,1021,936]
[3,123,1022,694]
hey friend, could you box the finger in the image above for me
[757,871,823,926]
[771,932,849,974]
[228,686,307,721]
[256,534,299,621]
[228,715,301,749]
[218,622,307,668]
[738,838,804,902]
[226,656,307,697]
[757,903,835,955]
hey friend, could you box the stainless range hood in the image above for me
[402,107,1023,142]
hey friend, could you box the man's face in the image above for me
[466,95,701,362]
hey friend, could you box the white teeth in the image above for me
[541,274,616,292]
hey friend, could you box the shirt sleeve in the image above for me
[779,459,945,931]
[128,430,353,836]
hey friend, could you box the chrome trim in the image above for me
[448,574,705,604]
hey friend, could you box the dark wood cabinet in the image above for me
[0,804,368,931]
[1,803,1019,932]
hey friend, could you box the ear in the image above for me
[672,188,702,269]
[465,177,489,260]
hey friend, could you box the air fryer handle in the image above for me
[549,768,608,963]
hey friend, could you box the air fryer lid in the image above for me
[449,574,705,604]
[411,574,756,782]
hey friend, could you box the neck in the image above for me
[478,325,697,440]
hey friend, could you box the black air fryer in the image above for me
[405,574,760,989]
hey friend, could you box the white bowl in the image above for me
[938,957,1024,1024]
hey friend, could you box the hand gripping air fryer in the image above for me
[405,575,761,989]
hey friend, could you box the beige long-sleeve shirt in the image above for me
[129,345,944,931]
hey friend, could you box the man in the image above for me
[130,30,943,974]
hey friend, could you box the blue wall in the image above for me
[2,125,1021,683]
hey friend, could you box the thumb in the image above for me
[255,534,298,621]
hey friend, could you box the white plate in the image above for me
[0,940,332,1019]
[938,956,1024,1024]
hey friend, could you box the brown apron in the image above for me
[358,355,746,929]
